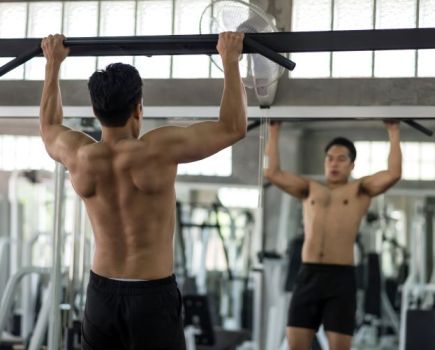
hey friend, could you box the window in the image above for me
[290,0,434,78]
[172,0,210,78]
[374,0,416,77]
[97,1,135,69]
[0,0,215,80]
[418,0,435,76]
[0,135,54,171]
[0,2,27,80]
[0,3,27,38]
[25,2,63,80]
[331,0,374,77]
[290,52,331,78]
[62,1,99,79]
[218,187,259,208]
[2,1,435,79]
[177,147,232,176]
[135,0,173,78]
[292,0,332,31]
[290,0,331,78]
[354,141,435,181]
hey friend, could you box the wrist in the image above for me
[45,61,62,71]
[222,58,240,70]
[269,127,280,134]
[388,130,400,140]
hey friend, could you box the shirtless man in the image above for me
[264,122,401,350]
[39,32,247,350]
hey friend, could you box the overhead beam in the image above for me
[0,105,434,119]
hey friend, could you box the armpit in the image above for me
[357,178,371,196]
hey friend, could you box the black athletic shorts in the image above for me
[287,263,356,336]
[82,271,186,350]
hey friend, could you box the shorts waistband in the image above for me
[301,262,355,272]
[89,270,176,294]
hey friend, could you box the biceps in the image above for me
[171,123,237,163]
[361,172,397,196]
[41,125,68,145]
[41,126,69,162]
[41,127,91,166]
[270,172,309,198]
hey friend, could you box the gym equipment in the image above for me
[183,295,216,346]
[0,267,50,344]
[47,163,66,350]
[175,198,258,349]
[354,204,404,349]
[0,238,9,302]
[400,202,435,350]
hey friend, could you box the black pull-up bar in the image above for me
[2,28,435,76]
[247,118,433,137]
[403,120,433,136]
[2,28,435,56]
[0,34,296,77]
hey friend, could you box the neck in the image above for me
[101,126,136,144]
[326,179,348,188]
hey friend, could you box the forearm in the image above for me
[40,62,63,130]
[219,62,247,137]
[264,129,281,176]
[387,129,402,178]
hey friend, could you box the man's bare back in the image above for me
[70,138,178,279]
[302,180,371,265]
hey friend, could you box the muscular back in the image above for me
[69,138,178,280]
[302,180,371,265]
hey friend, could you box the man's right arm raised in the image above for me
[264,122,310,199]
[142,32,247,163]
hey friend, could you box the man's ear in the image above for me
[134,103,142,120]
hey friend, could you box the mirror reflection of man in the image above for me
[265,121,402,350]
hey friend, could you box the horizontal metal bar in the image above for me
[0,105,432,135]
[1,105,435,119]
[0,34,296,77]
[1,28,435,58]
[243,36,295,70]
[403,119,433,136]
[0,46,41,76]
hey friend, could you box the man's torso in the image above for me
[302,180,371,265]
[68,137,177,279]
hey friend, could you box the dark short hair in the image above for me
[88,63,143,127]
[324,137,356,162]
